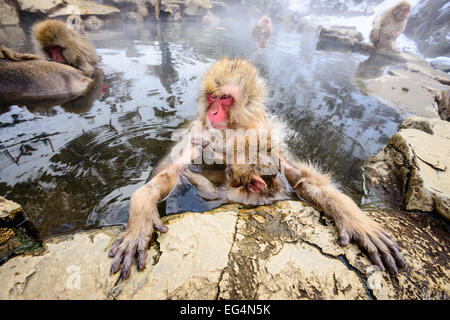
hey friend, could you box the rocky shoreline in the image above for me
[0,201,448,299]
[0,0,449,300]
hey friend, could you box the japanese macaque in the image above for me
[252,15,273,40]
[180,142,295,206]
[0,46,92,107]
[109,58,406,279]
[84,16,105,31]
[66,15,85,33]
[33,20,100,76]
[369,1,411,52]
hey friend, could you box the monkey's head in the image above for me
[199,58,267,130]
[226,164,268,193]
[33,19,98,74]
[393,1,411,21]
[33,20,74,64]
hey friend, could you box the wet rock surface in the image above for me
[365,117,450,221]
[0,201,448,299]
[0,197,40,264]
[0,1,20,27]
[318,26,450,120]
[356,52,450,120]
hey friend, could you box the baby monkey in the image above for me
[180,152,295,206]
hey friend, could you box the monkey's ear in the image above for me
[248,175,267,193]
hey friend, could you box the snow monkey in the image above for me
[180,136,295,206]
[252,15,273,40]
[0,46,92,107]
[369,1,411,52]
[109,58,407,279]
[33,20,100,76]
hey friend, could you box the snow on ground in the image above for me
[288,0,422,55]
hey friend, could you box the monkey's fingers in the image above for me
[120,245,137,280]
[376,232,407,269]
[108,238,123,257]
[110,246,126,275]
[361,237,386,272]
[369,231,407,275]
[338,229,351,247]
[153,219,168,233]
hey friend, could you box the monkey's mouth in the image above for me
[45,45,66,64]
[211,122,227,129]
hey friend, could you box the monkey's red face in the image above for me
[45,45,65,64]
[207,93,234,129]
[261,18,269,27]
[403,7,410,17]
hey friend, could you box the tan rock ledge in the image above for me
[0,201,448,299]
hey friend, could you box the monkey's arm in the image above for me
[179,167,219,200]
[281,159,406,274]
[109,140,196,279]
[109,163,179,279]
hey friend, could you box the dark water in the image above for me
[0,20,406,238]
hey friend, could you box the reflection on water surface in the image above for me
[0,21,405,237]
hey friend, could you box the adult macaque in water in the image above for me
[252,15,273,40]
[109,58,406,279]
[0,46,92,107]
[33,20,100,76]
[369,1,411,52]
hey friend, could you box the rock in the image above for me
[0,1,20,26]
[430,57,450,73]
[66,15,85,33]
[0,26,27,48]
[49,0,120,18]
[17,0,66,13]
[316,26,375,54]
[104,0,149,23]
[354,51,450,120]
[0,197,22,220]
[365,117,450,221]
[363,76,440,119]
[184,0,212,16]
[405,0,450,58]
[0,201,448,299]
[161,1,181,21]
[0,197,40,263]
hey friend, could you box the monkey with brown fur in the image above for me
[0,46,93,107]
[252,15,273,41]
[33,19,100,76]
[180,142,295,206]
[369,1,411,52]
[109,58,406,279]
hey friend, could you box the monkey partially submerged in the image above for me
[177,154,297,208]
[252,15,273,41]
[33,20,100,76]
[370,1,411,52]
[0,46,92,107]
[110,58,406,279]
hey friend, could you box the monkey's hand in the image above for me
[335,210,407,274]
[109,201,168,280]
[282,160,406,274]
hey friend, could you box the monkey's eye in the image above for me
[207,93,219,104]
[220,95,234,107]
